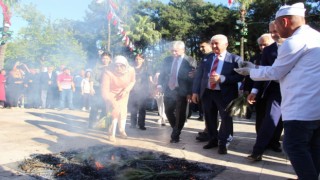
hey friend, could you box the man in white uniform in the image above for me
[234,3,320,180]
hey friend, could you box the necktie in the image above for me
[210,56,219,89]
[168,58,179,90]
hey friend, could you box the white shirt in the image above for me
[250,25,320,121]
[81,78,91,94]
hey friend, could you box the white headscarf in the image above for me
[114,55,129,74]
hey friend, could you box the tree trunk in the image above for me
[0,43,7,69]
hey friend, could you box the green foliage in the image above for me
[5,4,86,70]
[139,0,239,60]
[125,14,161,52]
[226,94,251,118]
[4,0,319,71]
[2,0,19,7]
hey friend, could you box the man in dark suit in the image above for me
[241,35,273,120]
[192,34,244,154]
[158,41,196,143]
[246,21,285,161]
[195,39,214,142]
[246,34,274,132]
[40,66,57,109]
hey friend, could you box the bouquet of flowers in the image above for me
[225,94,251,118]
[94,112,112,130]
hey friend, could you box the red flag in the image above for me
[113,19,118,25]
[228,0,233,5]
[0,0,11,25]
[107,11,113,20]
[109,0,119,10]
[125,36,130,46]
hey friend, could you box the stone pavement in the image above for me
[0,108,297,179]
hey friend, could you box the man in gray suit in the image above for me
[158,41,196,143]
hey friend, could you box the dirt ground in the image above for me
[0,108,297,179]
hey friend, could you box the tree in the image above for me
[139,0,238,61]
[231,0,255,59]
[5,4,86,70]
[125,14,161,53]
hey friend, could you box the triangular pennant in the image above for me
[113,19,118,25]
[125,36,130,46]
[107,11,113,20]
[109,0,119,10]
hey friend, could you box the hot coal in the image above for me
[18,145,225,180]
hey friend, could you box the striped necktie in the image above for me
[210,56,219,89]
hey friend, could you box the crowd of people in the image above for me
[0,62,85,110]
[0,56,154,113]
[235,3,320,180]
[0,3,319,180]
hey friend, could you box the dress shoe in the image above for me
[271,146,282,152]
[170,139,179,143]
[218,145,227,154]
[203,140,218,149]
[198,132,208,136]
[268,145,282,152]
[247,154,262,161]
[196,135,209,142]
[139,126,147,130]
[197,116,203,121]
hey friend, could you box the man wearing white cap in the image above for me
[234,3,320,180]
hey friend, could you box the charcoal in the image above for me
[18,146,225,180]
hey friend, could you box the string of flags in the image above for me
[99,0,142,55]
[0,0,13,45]
[0,0,11,26]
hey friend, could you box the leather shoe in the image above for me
[196,135,209,142]
[139,126,147,130]
[269,146,282,152]
[197,116,203,121]
[247,154,262,161]
[198,131,208,136]
[218,145,227,154]
[170,139,179,143]
[203,140,218,149]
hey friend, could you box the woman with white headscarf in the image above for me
[101,55,135,142]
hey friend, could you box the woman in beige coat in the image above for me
[101,56,135,142]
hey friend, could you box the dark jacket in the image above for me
[159,55,196,97]
[192,52,244,103]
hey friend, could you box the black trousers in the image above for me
[164,89,188,141]
[252,92,283,155]
[89,87,106,126]
[202,89,233,146]
[129,94,147,128]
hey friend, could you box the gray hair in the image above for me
[211,34,228,44]
[257,33,274,44]
[171,41,185,50]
